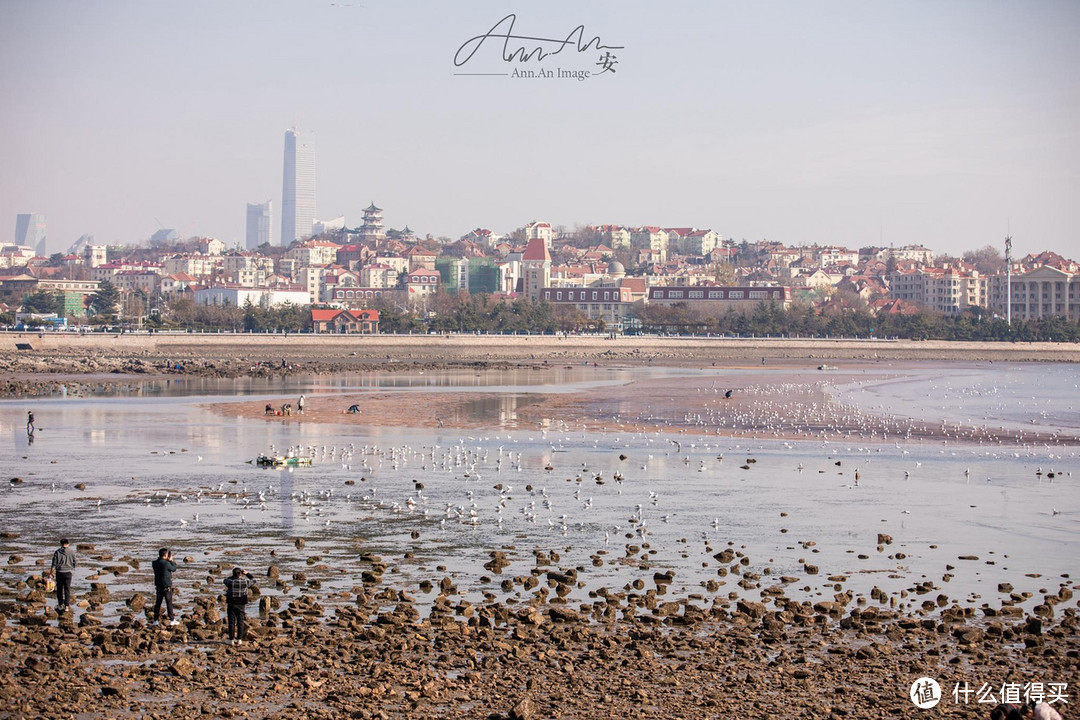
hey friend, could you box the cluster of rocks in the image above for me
[0,347,515,398]
[1,535,1077,719]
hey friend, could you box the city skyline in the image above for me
[1,1,1077,258]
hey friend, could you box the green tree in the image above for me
[89,280,121,319]
[22,289,64,315]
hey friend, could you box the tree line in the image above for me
[8,284,1078,342]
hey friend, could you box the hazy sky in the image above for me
[2,0,1077,258]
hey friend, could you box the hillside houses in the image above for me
[2,213,1075,330]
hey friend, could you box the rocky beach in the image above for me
[1,334,1078,719]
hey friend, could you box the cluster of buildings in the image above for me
[2,209,1077,333]
[4,128,1077,332]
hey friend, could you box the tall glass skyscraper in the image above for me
[246,200,273,250]
[15,212,47,255]
[281,128,316,246]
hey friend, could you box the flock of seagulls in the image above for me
[62,423,1067,548]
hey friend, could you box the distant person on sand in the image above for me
[297,395,305,414]
[152,548,180,626]
[223,567,257,645]
[264,402,273,415]
[347,404,360,414]
[26,411,35,435]
[50,538,76,613]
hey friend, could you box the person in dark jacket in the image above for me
[223,567,257,644]
[152,548,179,626]
[50,538,76,612]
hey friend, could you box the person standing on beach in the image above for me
[50,538,76,612]
[27,410,35,435]
[297,394,305,414]
[223,567,257,645]
[152,548,180,626]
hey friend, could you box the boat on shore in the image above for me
[254,454,313,467]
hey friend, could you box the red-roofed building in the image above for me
[335,244,375,270]
[631,227,669,262]
[541,285,636,329]
[311,308,379,334]
[869,298,921,316]
[403,245,438,271]
[463,228,503,248]
[404,269,440,301]
[1019,251,1077,273]
[521,236,551,301]
[524,221,553,249]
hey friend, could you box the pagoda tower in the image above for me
[359,202,385,242]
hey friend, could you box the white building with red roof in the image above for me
[524,221,553,249]
[462,228,503,249]
[404,269,439,301]
[286,238,342,267]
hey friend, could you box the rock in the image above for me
[170,656,196,679]
[549,607,581,623]
[509,698,537,720]
[1033,604,1053,619]
[736,600,766,620]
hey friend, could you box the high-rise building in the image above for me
[151,228,179,244]
[14,213,47,256]
[246,200,273,250]
[281,128,316,246]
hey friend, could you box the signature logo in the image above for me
[454,13,623,78]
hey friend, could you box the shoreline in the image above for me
[3,332,1080,370]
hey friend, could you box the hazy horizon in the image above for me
[2,1,1077,259]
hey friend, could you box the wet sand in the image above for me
[216,362,1078,446]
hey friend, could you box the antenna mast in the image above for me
[1004,235,1013,326]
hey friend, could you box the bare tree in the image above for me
[962,245,1005,274]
